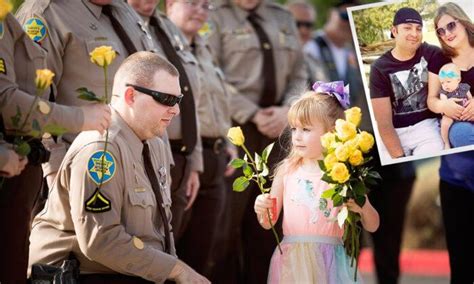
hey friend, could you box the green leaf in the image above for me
[355,195,366,208]
[333,194,343,207]
[261,163,269,177]
[353,181,366,196]
[321,173,336,184]
[76,88,104,102]
[243,164,253,178]
[232,176,249,192]
[321,187,336,199]
[255,153,262,171]
[365,177,378,186]
[318,159,327,172]
[11,106,22,128]
[15,140,31,157]
[259,176,267,186]
[261,142,274,163]
[42,124,68,136]
[230,158,246,169]
[368,171,382,181]
[28,119,42,138]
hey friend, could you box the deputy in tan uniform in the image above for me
[28,52,210,284]
[207,0,307,282]
[0,12,111,283]
[16,0,157,188]
[166,0,236,279]
[127,0,203,241]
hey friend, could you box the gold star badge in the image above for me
[87,150,116,185]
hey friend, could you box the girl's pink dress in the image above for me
[268,165,361,283]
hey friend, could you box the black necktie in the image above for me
[247,13,277,107]
[149,17,197,154]
[142,143,171,254]
[102,5,138,55]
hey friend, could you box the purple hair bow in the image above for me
[312,81,350,109]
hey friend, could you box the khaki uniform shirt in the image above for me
[0,13,83,133]
[16,0,156,176]
[207,0,307,124]
[28,109,177,283]
[145,11,203,172]
[193,35,231,138]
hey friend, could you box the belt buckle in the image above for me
[213,138,224,154]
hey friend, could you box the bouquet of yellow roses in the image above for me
[318,106,380,281]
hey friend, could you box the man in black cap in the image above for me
[370,7,444,162]
[368,7,445,284]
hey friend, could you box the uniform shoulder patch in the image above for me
[0,21,4,40]
[23,16,48,43]
[85,187,111,213]
[0,58,6,75]
[87,150,116,185]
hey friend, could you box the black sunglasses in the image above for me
[296,21,313,29]
[436,20,459,37]
[126,83,183,107]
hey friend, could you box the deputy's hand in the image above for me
[184,171,200,211]
[0,149,28,177]
[442,98,464,120]
[460,99,474,121]
[255,106,289,138]
[80,104,112,134]
[224,146,238,177]
[169,260,210,284]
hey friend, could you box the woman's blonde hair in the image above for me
[434,2,474,58]
[274,91,345,176]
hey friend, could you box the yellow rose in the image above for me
[344,137,359,152]
[335,119,357,142]
[320,132,336,150]
[324,153,338,170]
[358,131,375,153]
[330,162,350,183]
[90,46,117,67]
[0,0,12,21]
[227,126,245,146]
[344,107,362,127]
[35,69,55,91]
[335,144,350,162]
[348,149,363,166]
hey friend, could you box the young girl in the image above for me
[254,88,380,283]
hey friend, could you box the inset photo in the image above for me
[347,0,474,165]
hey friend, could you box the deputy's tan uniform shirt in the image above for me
[0,13,83,133]
[16,0,156,176]
[145,11,203,171]
[28,109,176,283]
[207,0,307,124]
[193,35,231,138]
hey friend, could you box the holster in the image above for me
[31,258,80,284]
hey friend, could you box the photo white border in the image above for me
[347,0,474,165]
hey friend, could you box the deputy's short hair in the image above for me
[114,51,179,87]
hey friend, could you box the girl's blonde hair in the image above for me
[274,91,345,176]
[434,2,474,58]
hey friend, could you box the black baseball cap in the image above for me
[390,7,423,38]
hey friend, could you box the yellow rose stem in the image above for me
[241,144,283,255]
[17,88,42,137]
[98,64,110,190]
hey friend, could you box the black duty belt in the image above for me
[201,136,226,154]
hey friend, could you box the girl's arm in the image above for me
[346,197,380,233]
[254,166,285,230]
[427,72,463,119]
